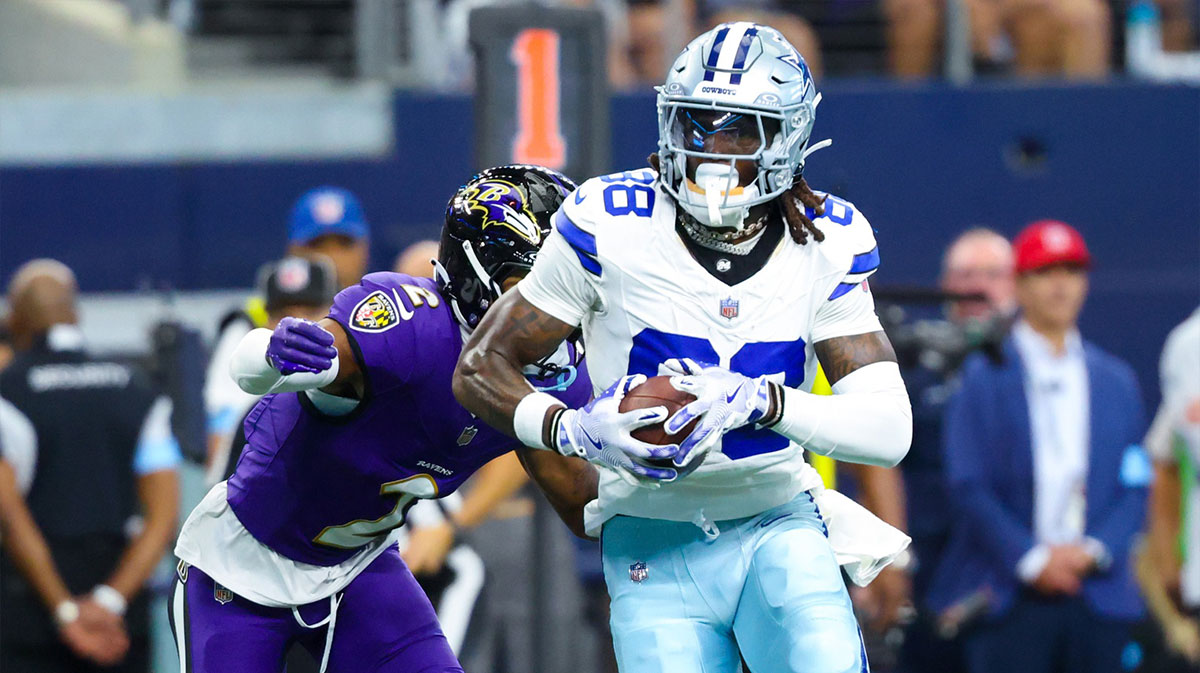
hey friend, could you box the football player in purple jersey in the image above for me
[170,165,596,673]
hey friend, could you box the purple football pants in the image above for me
[168,546,463,673]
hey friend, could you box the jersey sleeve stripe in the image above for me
[553,209,597,256]
[848,247,880,274]
[843,269,876,285]
[828,281,862,301]
[572,250,602,276]
[552,210,602,276]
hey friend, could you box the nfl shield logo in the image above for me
[720,297,739,321]
[213,584,233,605]
[457,425,478,446]
[629,561,648,583]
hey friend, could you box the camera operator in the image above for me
[880,229,1016,673]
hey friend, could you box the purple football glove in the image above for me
[266,317,337,376]
[554,374,681,484]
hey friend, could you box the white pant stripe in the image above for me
[173,579,189,673]
[436,545,486,654]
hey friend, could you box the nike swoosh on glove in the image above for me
[266,317,337,376]
[661,358,775,470]
[554,374,680,484]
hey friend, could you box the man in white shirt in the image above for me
[931,220,1150,673]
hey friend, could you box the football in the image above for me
[619,375,699,449]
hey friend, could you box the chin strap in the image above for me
[461,240,502,298]
[436,244,504,330]
[433,259,473,329]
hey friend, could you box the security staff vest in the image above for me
[0,337,155,539]
[0,332,157,645]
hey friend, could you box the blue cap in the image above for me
[287,187,369,244]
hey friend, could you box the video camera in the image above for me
[874,287,1011,378]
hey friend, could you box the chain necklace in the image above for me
[677,211,769,256]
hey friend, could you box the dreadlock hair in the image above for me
[648,153,827,245]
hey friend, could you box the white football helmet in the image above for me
[656,23,823,232]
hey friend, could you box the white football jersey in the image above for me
[1145,307,1200,607]
[518,169,885,535]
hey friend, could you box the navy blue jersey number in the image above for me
[626,329,806,459]
[600,172,656,217]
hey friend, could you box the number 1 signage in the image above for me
[511,28,566,169]
[470,7,609,181]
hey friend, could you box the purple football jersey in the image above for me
[227,272,590,566]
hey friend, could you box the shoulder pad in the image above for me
[596,168,657,184]
[560,168,659,230]
[359,271,409,289]
[809,194,880,299]
[808,193,875,248]
[333,273,444,333]
[354,272,441,304]
[553,168,657,278]
[559,179,603,234]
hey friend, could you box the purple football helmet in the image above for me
[436,164,577,329]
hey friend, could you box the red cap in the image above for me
[1013,219,1091,273]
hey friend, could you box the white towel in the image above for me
[814,487,912,587]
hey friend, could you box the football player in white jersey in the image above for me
[454,22,912,673]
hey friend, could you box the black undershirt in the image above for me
[674,215,785,286]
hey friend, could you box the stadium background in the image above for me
[0,1,1197,672]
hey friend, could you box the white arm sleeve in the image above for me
[229,328,340,395]
[771,361,912,467]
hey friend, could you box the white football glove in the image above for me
[554,374,680,484]
[662,358,778,469]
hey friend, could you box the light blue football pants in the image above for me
[601,492,867,673]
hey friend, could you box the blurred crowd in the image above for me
[159,0,1200,83]
[587,0,1197,81]
[0,180,1196,673]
